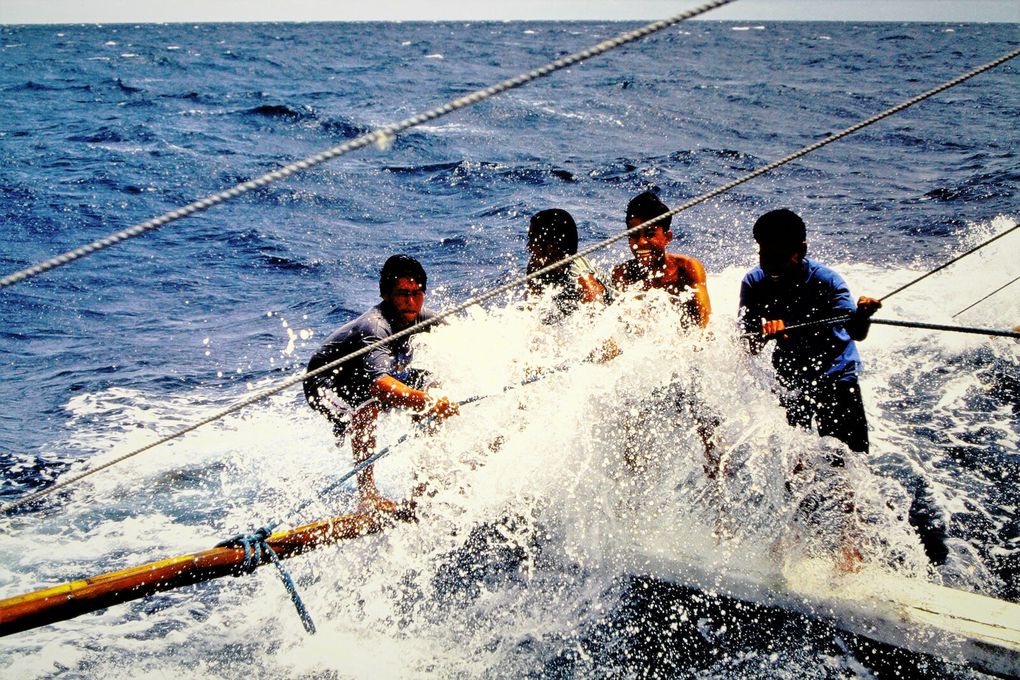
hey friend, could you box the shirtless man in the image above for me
[612,191,711,328]
[612,191,720,476]
[304,254,459,513]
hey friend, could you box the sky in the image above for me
[1,0,1017,24]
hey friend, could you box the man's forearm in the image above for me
[372,375,430,411]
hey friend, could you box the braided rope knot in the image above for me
[215,526,317,634]
[217,526,274,574]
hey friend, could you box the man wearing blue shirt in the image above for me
[738,210,950,569]
[739,209,881,454]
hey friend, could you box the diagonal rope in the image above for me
[4,45,1018,516]
[0,0,737,291]
[880,223,1019,302]
[952,274,1020,318]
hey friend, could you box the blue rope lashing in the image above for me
[216,526,317,634]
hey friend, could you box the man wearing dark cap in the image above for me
[738,210,956,572]
[612,190,711,328]
[738,209,880,454]
[304,254,459,513]
[526,208,609,320]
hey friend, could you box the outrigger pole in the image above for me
[0,511,398,637]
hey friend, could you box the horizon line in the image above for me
[3,17,1018,26]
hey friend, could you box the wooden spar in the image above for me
[0,511,395,637]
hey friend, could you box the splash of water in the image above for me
[2,217,1016,678]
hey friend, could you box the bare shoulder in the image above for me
[666,253,707,283]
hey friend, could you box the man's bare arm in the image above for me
[677,256,711,328]
[372,375,459,420]
[577,273,607,304]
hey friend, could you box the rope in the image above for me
[215,526,317,634]
[768,316,1020,340]
[953,274,1020,318]
[870,318,1019,339]
[880,223,1019,302]
[0,0,737,291]
[4,46,1017,516]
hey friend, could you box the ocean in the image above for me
[1,18,1018,679]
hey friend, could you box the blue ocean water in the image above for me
[1,19,1018,679]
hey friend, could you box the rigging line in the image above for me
[4,45,1017,517]
[870,318,1020,339]
[0,0,737,291]
[880,223,1020,302]
[953,274,1020,318]
[766,316,1020,339]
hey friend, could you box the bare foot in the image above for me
[356,490,398,515]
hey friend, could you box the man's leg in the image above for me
[802,381,865,572]
[815,381,948,567]
[815,380,869,454]
[676,386,722,478]
[348,401,397,513]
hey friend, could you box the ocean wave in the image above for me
[243,103,313,120]
[4,80,92,92]
[65,125,157,144]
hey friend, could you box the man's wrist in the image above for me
[417,390,435,413]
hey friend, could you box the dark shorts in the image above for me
[780,378,870,455]
[310,368,433,442]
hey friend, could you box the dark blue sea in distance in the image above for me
[1,19,1018,679]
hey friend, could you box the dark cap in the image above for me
[528,208,578,254]
[752,209,807,246]
[380,254,427,295]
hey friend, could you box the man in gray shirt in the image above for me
[304,254,459,513]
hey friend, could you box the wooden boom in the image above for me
[0,511,391,637]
